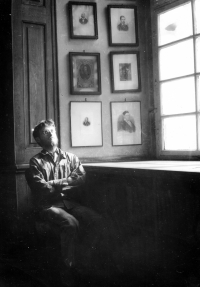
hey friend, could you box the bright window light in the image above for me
[157,0,200,153]
[159,39,194,81]
[163,115,197,150]
[196,37,200,73]
[158,2,192,46]
[194,0,200,34]
[161,77,195,115]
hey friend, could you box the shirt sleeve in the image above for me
[29,158,58,196]
[51,154,86,187]
[60,153,85,187]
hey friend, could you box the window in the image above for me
[155,0,200,157]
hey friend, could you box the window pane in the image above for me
[198,114,200,149]
[159,39,194,80]
[194,0,200,34]
[161,77,195,115]
[158,2,192,46]
[196,37,200,73]
[197,75,200,111]
[162,115,197,150]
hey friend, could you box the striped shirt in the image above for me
[29,148,86,209]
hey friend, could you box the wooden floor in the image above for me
[1,232,200,287]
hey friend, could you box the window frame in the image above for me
[152,0,200,159]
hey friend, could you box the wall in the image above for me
[56,0,155,162]
[0,0,14,167]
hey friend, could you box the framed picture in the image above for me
[69,52,101,95]
[108,5,138,46]
[110,101,142,146]
[110,51,141,93]
[70,101,103,147]
[68,1,98,39]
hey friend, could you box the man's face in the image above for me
[37,125,58,149]
[121,17,126,25]
[124,112,130,121]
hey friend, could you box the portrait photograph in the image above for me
[110,51,141,93]
[68,1,98,39]
[108,5,138,46]
[70,101,103,147]
[69,52,101,95]
[111,101,142,146]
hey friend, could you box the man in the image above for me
[28,119,109,286]
[118,111,136,133]
[79,64,91,80]
[117,15,129,31]
[79,13,88,25]
[120,64,131,81]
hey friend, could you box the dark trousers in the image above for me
[40,204,111,275]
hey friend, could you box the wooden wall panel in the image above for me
[16,173,31,216]
[14,163,200,284]
[83,167,200,285]
[23,23,46,145]
[12,0,58,165]
[11,0,58,238]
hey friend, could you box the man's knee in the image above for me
[42,207,79,229]
[62,215,79,230]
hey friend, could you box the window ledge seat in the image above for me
[84,160,200,173]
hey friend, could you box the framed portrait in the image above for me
[110,51,141,93]
[68,1,98,39]
[110,101,142,146]
[108,5,138,46]
[69,52,101,95]
[70,101,103,147]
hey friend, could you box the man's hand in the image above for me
[48,179,68,186]
[47,179,68,195]
[61,178,68,186]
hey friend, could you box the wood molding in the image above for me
[80,156,153,164]
[152,0,181,10]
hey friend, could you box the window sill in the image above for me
[83,160,200,173]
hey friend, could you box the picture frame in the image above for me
[110,101,142,146]
[22,0,44,6]
[70,101,103,147]
[110,51,141,93]
[68,1,98,39]
[108,5,138,46]
[69,52,101,95]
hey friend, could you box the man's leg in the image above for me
[67,205,113,276]
[40,207,79,269]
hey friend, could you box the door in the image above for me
[12,0,58,217]
[12,0,58,165]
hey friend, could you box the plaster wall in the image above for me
[56,0,154,161]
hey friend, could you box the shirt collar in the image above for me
[40,147,67,159]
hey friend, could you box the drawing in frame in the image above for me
[70,101,103,147]
[68,1,98,39]
[108,5,138,46]
[110,101,142,146]
[69,52,101,95]
[110,51,141,93]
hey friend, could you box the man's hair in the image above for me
[123,111,129,115]
[120,15,125,20]
[33,119,55,140]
